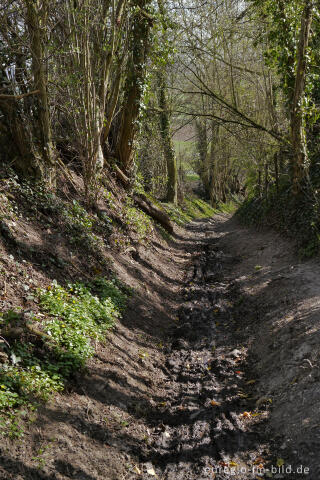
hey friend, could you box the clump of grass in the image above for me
[218,200,238,214]
[162,196,218,226]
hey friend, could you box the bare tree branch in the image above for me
[0,90,40,100]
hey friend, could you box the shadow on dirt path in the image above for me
[138,215,320,479]
[138,217,273,479]
[1,214,319,479]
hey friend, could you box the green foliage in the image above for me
[0,308,64,412]
[156,224,173,242]
[62,200,105,252]
[185,173,200,182]
[102,189,116,210]
[39,280,118,372]
[0,338,64,437]
[237,182,320,257]
[15,179,63,217]
[184,197,216,218]
[63,200,93,232]
[8,178,112,255]
[123,200,153,241]
[133,172,147,195]
[88,277,132,312]
[218,200,238,214]
[0,363,63,407]
[0,275,128,435]
[163,196,219,226]
[0,411,26,439]
[252,0,319,123]
[162,203,193,226]
[0,192,19,222]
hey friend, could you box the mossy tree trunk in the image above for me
[158,72,178,204]
[195,119,210,197]
[116,0,152,176]
[25,0,56,187]
[290,0,313,194]
[156,0,177,204]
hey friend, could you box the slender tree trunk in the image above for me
[156,0,177,204]
[116,0,152,175]
[291,0,313,194]
[101,68,122,146]
[209,121,218,206]
[257,168,262,197]
[195,120,210,197]
[25,0,56,186]
[274,152,279,193]
[158,73,178,204]
[264,160,269,195]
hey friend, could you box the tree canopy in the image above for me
[0,0,319,208]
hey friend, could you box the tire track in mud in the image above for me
[142,220,272,480]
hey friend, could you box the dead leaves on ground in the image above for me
[133,465,142,475]
[242,411,252,418]
[147,466,157,476]
[238,392,249,399]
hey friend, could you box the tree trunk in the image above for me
[0,96,41,178]
[257,168,262,197]
[25,0,56,186]
[156,0,177,204]
[291,0,313,194]
[158,73,178,204]
[274,152,279,193]
[264,160,269,195]
[116,1,152,175]
[195,119,210,197]
[209,121,218,206]
[133,193,173,233]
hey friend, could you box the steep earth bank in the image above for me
[1,213,320,479]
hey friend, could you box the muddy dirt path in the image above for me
[138,215,320,480]
[2,213,319,480]
[138,218,270,479]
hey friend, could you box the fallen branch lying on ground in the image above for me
[133,193,174,234]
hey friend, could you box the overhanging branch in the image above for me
[181,62,284,142]
[0,90,41,101]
